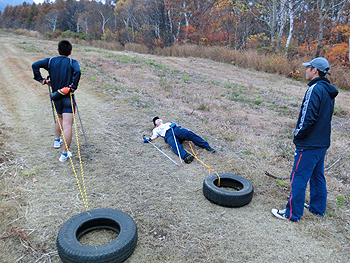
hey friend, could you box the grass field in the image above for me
[0,31,349,263]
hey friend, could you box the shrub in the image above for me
[125,43,149,54]
[10,29,350,90]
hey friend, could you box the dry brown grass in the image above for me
[6,28,350,90]
[0,125,33,261]
[151,44,350,91]
[0,31,349,262]
[11,29,41,39]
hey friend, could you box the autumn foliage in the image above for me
[1,0,350,89]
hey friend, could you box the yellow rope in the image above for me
[51,93,89,211]
[185,142,221,186]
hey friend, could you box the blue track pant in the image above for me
[285,147,328,221]
[164,126,210,159]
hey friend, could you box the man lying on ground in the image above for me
[144,117,216,164]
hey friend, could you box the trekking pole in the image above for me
[144,137,180,167]
[73,97,92,160]
[46,76,56,123]
[170,124,183,166]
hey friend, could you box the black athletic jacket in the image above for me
[293,76,339,149]
[32,56,81,92]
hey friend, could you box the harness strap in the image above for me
[51,92,89,211]
[185,142,221,186]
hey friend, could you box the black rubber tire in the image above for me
[203,173,254,207]
[56,208,138,263]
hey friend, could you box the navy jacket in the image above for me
[32,56,81,92]
[293,77,338,149]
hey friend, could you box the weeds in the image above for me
[197,104,209,111]
[19,167,41,177]
[254,98,263,105]
[333,105,348,117]
[129,95,151,109]
[228,91,240,101]
[336,196,345,208]
[183,75,190,83]
[220,132,236,142]
[276,178,288,187]
[243,149,253,155]
[18,42,40,53]
[211,80,221,86]
[326,210,335,217]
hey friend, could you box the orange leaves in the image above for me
[332,24,350,37]
[298,40,319,57]
[298,39,349,64]
[325,42,349,64]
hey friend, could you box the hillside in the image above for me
[0,31,349,263]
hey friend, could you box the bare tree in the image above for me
[98,9,112,35]
[95,2,114,36]
[285,0,306,51]
[244,0,280,42]
[78,11,90,35]
[46,9,59,32]
[115,0,146,42]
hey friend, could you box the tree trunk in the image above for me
[183,2,189,42]
[278,0,288,44]
[271,0,277,41]
[160,0,167,47]
[285,1,294,51]
[167,10,174,45]
[315,0,325,57]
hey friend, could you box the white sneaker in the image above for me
[59,151,72,162]
[54,139,63,148]
[271,208,288,220]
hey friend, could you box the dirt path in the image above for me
[0,32,349,263]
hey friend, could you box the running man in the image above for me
[32,40,81,162]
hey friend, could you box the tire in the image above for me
[203,173,254,207]
[57,208,138,263]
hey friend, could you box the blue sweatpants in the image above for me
[285,147,328,221]
[164,126,210,159]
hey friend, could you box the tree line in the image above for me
[1,0,350,61]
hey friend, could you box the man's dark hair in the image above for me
[311,66,327,77]
[318,70,326,77]
[152,116,159,126]
[58,40,72,56]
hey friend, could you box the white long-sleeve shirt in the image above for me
[152,122,172,138]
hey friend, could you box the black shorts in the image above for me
[53,95,75,114]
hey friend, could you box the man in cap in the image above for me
[144,117,216,164]
[272,57,339,221]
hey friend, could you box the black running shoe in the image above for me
[206,146,216,153]
[184,155,194,164]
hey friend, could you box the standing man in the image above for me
[144,117,216,164]
[272,57,338,221]
[32,40,81,162]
